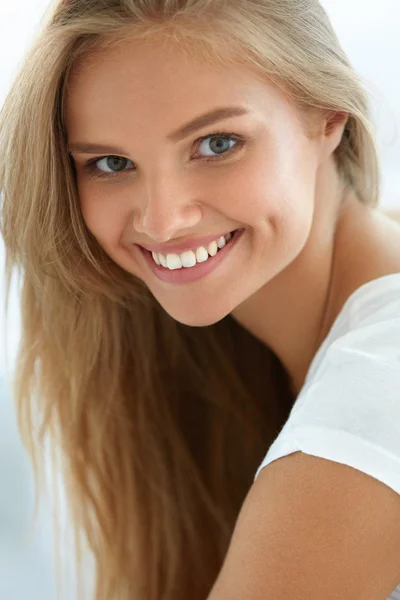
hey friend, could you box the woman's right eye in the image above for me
[84,155,135,179]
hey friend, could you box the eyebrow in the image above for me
[67,106,250,155]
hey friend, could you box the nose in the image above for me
[133,173,202,243]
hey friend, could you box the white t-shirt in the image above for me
[253,272,400,600]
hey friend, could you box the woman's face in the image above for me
[65,36,332,326]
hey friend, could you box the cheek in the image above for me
[228,141,317,266]
[253,139,317,222]
[214,145,314,227]
[79,189,123,251]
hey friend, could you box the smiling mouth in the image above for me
[146,229,241,271]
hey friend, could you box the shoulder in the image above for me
[208,450,400,599]
[253,308,400,495]
[207,298,400,600]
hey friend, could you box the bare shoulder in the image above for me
[207,451,400,600]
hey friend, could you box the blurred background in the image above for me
[1,1,399,598]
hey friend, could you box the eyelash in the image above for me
[82,130,245,180]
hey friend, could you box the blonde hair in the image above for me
[0,1,383,599]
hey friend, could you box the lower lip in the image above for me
[138,228,245,284]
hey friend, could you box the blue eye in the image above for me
[93,156,133,175]
[82,130,244,180]
[197,134,238,157]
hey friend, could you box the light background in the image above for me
[0,1,399,598]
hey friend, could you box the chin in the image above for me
[162,303,231,328]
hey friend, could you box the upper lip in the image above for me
[136,230,235,255]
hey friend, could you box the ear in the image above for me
[320,111,349,159]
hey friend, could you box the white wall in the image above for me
[0,1,399,598]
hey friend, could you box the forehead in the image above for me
[64,36,298,139]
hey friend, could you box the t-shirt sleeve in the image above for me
[254,318,400,497]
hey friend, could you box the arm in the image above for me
[207,451,400,599]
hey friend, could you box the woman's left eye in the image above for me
[82,132,243,180]
[196,133,241,159]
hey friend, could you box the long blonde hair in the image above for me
[0,1,383,599]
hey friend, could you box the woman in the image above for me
[1,0,400,599]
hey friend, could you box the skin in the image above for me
[65,35,400,396]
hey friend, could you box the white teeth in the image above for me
[195,246,209,263]
[151,231,236,270]
[180,250,197,268]
[166,253,182,270]
[207,240,218,256]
